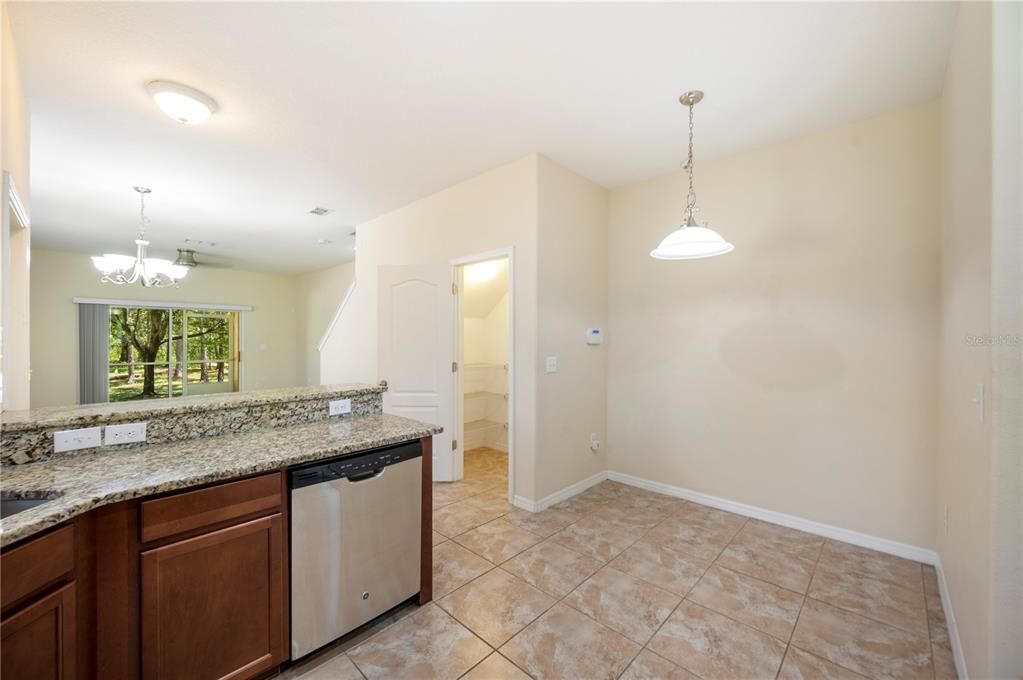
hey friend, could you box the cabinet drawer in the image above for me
[141,473,282,544]
[1,525,75,612]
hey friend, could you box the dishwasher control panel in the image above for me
[289,440,422,489]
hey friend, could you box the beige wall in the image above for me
[30,248,307,408]
[607,101,940,548]
[464,293,509,366]
[1,1,28,208]
[938,2,1022,676]
[937,4,992,674]
[294,261,355,385]
[1,1,31,410]
[535,155,608,499]
[320,155,542,497]
[320,154,611,503]
[988,2,1022,674]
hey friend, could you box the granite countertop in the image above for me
[1,383,386,432]
[0,412,441,548]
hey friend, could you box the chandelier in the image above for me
[92,187,188,287]
[650,90,734,260]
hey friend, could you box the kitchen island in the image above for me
[0,384,440,680]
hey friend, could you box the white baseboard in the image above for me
[934,556,968,679]
[607,470,938,566]
[513,470,607,513]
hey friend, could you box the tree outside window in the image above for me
[108,307,238,402]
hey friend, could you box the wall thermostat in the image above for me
[586,328,603,345]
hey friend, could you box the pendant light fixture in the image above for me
[92,187,189,287]
[651,90,734,260]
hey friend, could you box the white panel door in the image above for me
[378,265,455,480]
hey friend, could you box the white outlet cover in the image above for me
[329,398,352,416]
[104,421,147,445]
[54,427,103,453]
[545,357,558,373]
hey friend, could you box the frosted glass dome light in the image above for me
[147,81,218,125]
[650,225,734,260]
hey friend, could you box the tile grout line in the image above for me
[772,531,828,679]
[612,497,718,678]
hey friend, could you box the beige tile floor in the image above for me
[283,448,957,680]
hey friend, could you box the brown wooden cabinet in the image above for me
[1,524,80,680]
[1,566,77,680]
[140,493,286,680]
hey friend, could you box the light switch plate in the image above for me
[105,422,147,446]
[329,399,352,416]
[54,427,103,453]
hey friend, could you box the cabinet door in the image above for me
[1,582,77,680]
[141,514,284,680]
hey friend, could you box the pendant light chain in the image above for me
[136,186,151,240]
[650,89,734,259]
[139,190,146,239]
[684,100,697,225]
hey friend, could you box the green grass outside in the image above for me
[108,365,230,402]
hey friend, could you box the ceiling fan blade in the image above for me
[195,260,233,269]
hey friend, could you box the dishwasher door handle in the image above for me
[346,468,386,483]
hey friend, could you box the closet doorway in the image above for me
[453,252,512,501]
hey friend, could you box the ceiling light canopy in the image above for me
[651,90,734,261]
[93,187,188,287]
[147,80,218,124]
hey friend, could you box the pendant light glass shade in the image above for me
[650,225,734,260]
[651,90,733,261]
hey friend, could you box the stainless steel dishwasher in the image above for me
[289,440,422,659]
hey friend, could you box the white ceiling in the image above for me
[10,2,957,274]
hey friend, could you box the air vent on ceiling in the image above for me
[184,238,217,247]
[309,207,333,216]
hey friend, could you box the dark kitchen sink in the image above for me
[0,492,61,519]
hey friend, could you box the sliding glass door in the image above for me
[106,306,239,402]
[181,310,238,396]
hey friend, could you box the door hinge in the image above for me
[451,439,458,451]
[451,361,458,373]
[452,282,458,295]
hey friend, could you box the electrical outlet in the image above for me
[329,399,352,416]
[545,357,558,373]
[105,422,147,446]
[54,427,103,453]
[589,432,601,451]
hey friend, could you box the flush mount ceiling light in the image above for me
[92,187,188,287]
[147,81,218,124]
[651,90,734,260]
